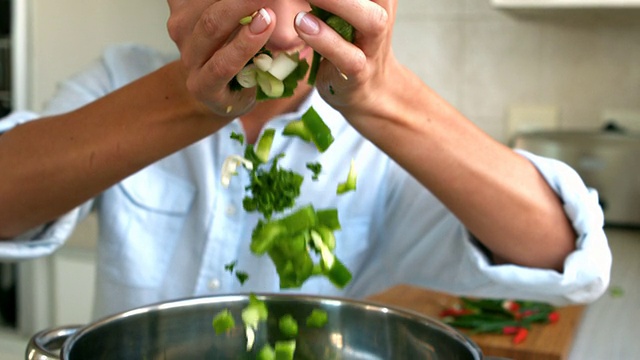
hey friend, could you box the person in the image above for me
[0,0,610,319]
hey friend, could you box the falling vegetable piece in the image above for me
[241,294,269,350]
[274,340,296,360]
[336,159,357,194]
[300,106,334,152]
[282,120,312,142]
[255,128,276,163]
[256,344,276,360]
[306,162,322,180]
[212,309,235,335]
[278,314,299,338]
[306,309,329,328]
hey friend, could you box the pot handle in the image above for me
[25,325,83,360]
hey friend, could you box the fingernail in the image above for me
[249,8,271,34]
[295,12,319,35]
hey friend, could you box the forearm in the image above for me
[0,61,226,239]
[347,65,575,271]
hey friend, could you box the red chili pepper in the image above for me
[502,326,519,335]
[547,311,560,323]
[520,309,536,318]
[439,308,477,317]
[512,327,528,344]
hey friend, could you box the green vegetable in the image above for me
[230,47,309,101]
[256,70,285,98]
[278,314,299,338]
[249,205,351,289]
[306,309,328,328]
[282,120,312,142]
[255,128,276,163]
[274,340,296,360]
[300,106,334,152]
[257,344,276,360]
[236,271,249,285]
[336,159,357,194]
[239,15,254,26]
[212,309,235,335]
[230,132,245,145]
[306,162,322,180]
[243,155,304,220]
[316,208,341,231]
[281,107,334,153]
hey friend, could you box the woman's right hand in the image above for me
[167,0,276,117]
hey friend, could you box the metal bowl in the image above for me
[27,293,486,359]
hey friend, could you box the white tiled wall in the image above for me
[393,1,640,142]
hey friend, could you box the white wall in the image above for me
[393,1,640,142]
[28,0,175,112]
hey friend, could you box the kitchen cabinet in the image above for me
[492,0,640,8]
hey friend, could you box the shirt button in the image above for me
[226,205,237,216]
[207,278,221,291]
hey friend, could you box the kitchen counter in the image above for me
[368,228,640,360]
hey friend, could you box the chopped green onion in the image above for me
[274,340,296,360]
[236,64,258,88]
[268,53,302,81]
[230,132,245,146]
[253,53,274,72]
[255,128,276,163]
[316,208,341,231]
[212,309,235,335]
[256,70,285,98]
[301,106,334,152]
[278,314,299,338]
[282,119,312,142]
[257,344,276,360]
[306,162,322,180]
[239,15,253,26]
[337,159,357,194]
[306,309,328,328]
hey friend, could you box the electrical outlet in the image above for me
[507,105,559,138]
[601,109,640,132]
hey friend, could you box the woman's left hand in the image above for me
[294,0,401,119]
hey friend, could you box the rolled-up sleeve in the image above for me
[0,111,92,261]
[354,149,611,307]
[0,208,88,261]
[462,150,611,305]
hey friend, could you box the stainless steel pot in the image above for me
[26,293,493,360]
[512,127,640,227]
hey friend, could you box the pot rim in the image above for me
[53,292,484,359]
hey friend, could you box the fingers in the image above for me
[192,8,276,93]
[167,0,277,116]
[183,0,270,68]
[295,0,392,79]
[295,12,366,78]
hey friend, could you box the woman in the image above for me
[0,0,610,318]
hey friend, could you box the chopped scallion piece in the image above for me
[306,309,329,328]
[212,309,235,335]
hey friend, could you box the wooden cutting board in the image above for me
[366,284,586,360]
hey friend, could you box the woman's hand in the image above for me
[166,0,276,117]
[294,0,400,119]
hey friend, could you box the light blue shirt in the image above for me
[0,44,611,319]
